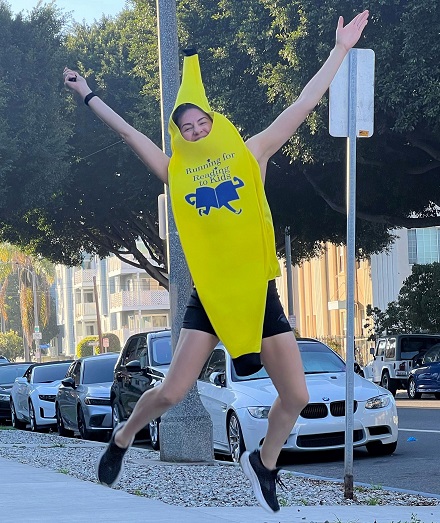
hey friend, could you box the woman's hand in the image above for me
[335,10,369,52]
[63,67,92,99]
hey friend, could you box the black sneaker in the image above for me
[96,422,129,487]
[240,449,281,513]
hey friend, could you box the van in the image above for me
[370,334,440,395]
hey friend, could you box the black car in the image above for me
[0,362,33,421]
[110,330,171,448]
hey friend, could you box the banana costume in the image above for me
[168,50,280,372]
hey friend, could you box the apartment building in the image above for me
[55,254,169,356]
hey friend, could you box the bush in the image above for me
[76,336,98,358]
[76,334,121,358]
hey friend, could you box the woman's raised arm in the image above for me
[63,68,170,184]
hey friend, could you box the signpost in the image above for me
[329,48,375,499]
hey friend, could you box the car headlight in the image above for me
[38,394,56,402]
[84,398,111,406]
[0,394,9,401]
[247,406,270,419]
[365,395,391,409]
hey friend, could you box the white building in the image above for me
[55,253,169,357]
[370,227,440,310]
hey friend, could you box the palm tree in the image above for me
[0,243,55,360]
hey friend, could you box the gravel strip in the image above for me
[0,427,438,508]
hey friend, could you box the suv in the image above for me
[369,334,440,395]
[110,330,171,447]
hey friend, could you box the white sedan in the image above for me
[197,339,398,462]
[10,361,72,431]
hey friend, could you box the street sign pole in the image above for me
[329,48,375,499]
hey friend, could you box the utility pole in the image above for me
[93,276,103,353]
[156,0,213,462]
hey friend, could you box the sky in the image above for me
[9,0,128,24]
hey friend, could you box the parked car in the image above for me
[0,355,10,365]
[407,343,440,400]
[56,352,119,440]
[10,360,72,431]
[0,363,33,422]
[196,339,398,462]
[110,329,172,449]
[368,334,440,395]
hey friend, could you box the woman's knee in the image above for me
[156,383,189,409]
[280,386,309,415]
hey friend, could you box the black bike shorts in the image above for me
[182,280,292,375]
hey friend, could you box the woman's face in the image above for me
[178,107,212,142]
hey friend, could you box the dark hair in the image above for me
[172,103,212,129]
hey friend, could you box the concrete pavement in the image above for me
[1,457,439,523]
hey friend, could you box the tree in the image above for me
[1,1,440,285]
[365,263,440,336]
[0,2,71,224]
[0,331,23,362]
[0,243,58,354]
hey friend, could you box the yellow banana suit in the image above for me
[168,50,280,372]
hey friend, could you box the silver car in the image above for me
[55,352,119,440]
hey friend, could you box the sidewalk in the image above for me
[2,457,438,523]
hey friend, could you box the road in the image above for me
[279,392,440,496]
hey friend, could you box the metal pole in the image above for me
[31,269,41,363]
[344,49,357,499]
[284,227,296,329]
[156,0,213,462]
[92,276,103,353]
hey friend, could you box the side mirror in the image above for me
[61,377,75,388]
[125,360,142,373]
[369,347,375,355]
[209,371,226,387]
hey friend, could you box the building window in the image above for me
[408,229,417,264]
[85,324,95,335]
[408,227,440,265]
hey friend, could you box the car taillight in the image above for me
[399,362,406,371]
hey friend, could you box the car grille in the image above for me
[301,403,328,419]
[297,429,364,448]
[300,401,358,419]
[330,401,358,417]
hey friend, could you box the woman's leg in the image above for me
[259,331,309,470]
[115,328,218,448]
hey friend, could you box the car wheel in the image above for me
[77,407,93,440]
[111,401,121,428]
[29,401,40,432]
[407,377,422,400]
[380,372,397,396]
[228,412,245,463]
[149,418,160,450]
[56,405,74,438]
[366,440,397,456]
[10,401,26,430]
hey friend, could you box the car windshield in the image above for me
[33,363,70,383]
[150,337,172,366]
[231,341,346,382]
[83,356,118,384]
[0,364,31,384]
